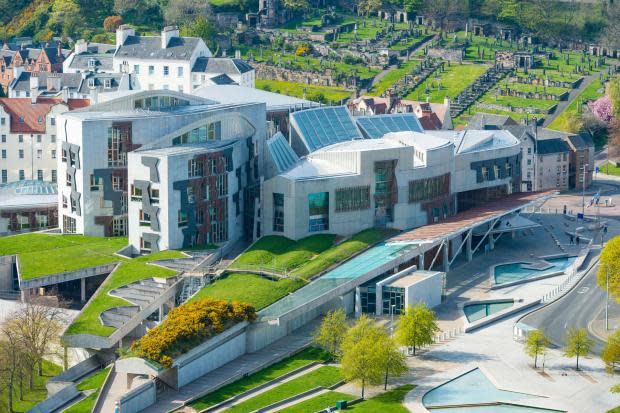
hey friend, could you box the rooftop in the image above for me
[291,106,363,153]
[115,35,202,60]
[355,113,424,139]
[193,85,319,111]
[388,271,440,288]
[267,132,300,173]
[192,57,254,74]
[428,129,520,154]
[135,141,236,157]
[280,158,356,181]
[536,138,571,155]
[385,131,453,151]
[0,180,58,209]
[0,98,89,133]
[316,137,405,153]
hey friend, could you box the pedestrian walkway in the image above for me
[543,74,597,127]
[142,321,319,413]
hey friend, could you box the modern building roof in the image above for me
[0,181,58,209]
[428,129,520,154]
[317,137,405,153]
[565,133,594,150]
[192,57,253,74]
[0,98,88,133]
[134,141,236,157]
[280,158,356,181]
[536,138,571,155]
[193,85,319,111]
[384,131,452,151]
[115,35,201,60]
[291,106,363,152]
[209,73,236,85]
[267,132,300,173]
[355,113,423,139]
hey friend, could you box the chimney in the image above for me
[161,26,179,49]
[30,74,39,104]
[222,49,227,57]
[47,74,62,92]
[89,85,98,104]
[442,97,453,130]
[75,39,88,55]
[116,25,135,48]
[235,49,241,59]
[57,41,62,58]
[61,86,69,103]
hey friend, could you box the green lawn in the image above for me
[607,408,620,413]
[226,366,343,413]
[479,92,557,111]
[276,391,354,413]
[256,79,352,105]
[548,78,605,132]
[405,63,488,103]
[346,385,414,412]
[368,60,420,97]
[64,367,112,413]
[189,347,330,410]
[599,163,620,177]
[189,273,305,310]
[0,360,62,413]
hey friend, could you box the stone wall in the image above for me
[252,62,356,88]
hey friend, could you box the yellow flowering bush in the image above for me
[131,298,256,367]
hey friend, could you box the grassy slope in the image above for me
[548,78,605,132]
[189,347,330,410]
[405,63,488,103]
[64,367,112,413]
[0,360,62,413]
[227,366,342,413]
[277,391,354,413]
[256,79,351,105]
[346,385,414,412]
[368,60,420,97]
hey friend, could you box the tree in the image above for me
[601,4,620,51]
[340,315,383,399]
[598,236,620,300]
[609,76,620,120]
[395,303,440,356]
[314,309,347,360]
[402,0,423,14]
[181,16,215,49]
[603,330,620,375]
[524,329,550,369]
[423,0,467,35]
[283,0,309,12]
[358,0,382,17]
[377,334,407,390]
[103,16,123,33]
[163,0,211,26]
[0,319,29,413]
[564,328,594,371]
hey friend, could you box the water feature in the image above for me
[494,257,576,286]
[464,300,514,323]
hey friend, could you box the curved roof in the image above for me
[355,113,424,139]
[290,106,362,152]
[0,181,58,209]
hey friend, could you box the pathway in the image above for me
[543,73,597,127]
[96,371,126,413]
[142,321,318,413]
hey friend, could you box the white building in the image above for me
[0,96,88,184]
[57,89,265,242]
[113,26,255,92]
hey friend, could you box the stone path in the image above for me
[543,73,598,127]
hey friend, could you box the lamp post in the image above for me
[581,163,589,219]
[606,264,610,331]
[391,304,396,337]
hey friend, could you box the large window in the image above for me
[107,124,130,167]
[308,192,329,232]
[273,193,284,232]
[63,215,76,233]
[134,95,189,110]
[113,216,127,236]
[335,186,370,212]
[172,121,221,145]
[188,159,203,178]
[408,173,451,203]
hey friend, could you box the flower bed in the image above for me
[131,298,256,367]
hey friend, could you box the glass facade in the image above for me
[308,192,329,232]
[335,186,371,213]
[408,173,451,203]
[273,193,284,232]
[172,121,222,145]
[382,286,405,315]
[134,95,189,110]
[374,160,397,226]
[360,285,376,314]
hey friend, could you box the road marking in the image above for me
[577,287,590,294]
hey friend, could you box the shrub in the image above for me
[131,298,256,367]
[103,16,123,32]
[295,43,312,56]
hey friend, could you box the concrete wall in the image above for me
[0,255,16,292]
[404,272,443,309]
[119,380,156,413]
[25,383,79,413]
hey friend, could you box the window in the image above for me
[19,170,24,181]
[481,166,489,181]
[1,170,6,183]
[37,149,42,159]
[62,148,67,162]
[178,210,188,227]
[408,174,450,203]
[527,159,531,166]
[217,174,228,197]
[18,149,24,159]
[90,175,103,191]
[140,237,152,252]
[208,121,221,140]
[0,118,4,125]
[107,124,129,167]
[112,175,123,191]
[66,172,72,187]
[335,186,371,212]
[493,165,500,179]
[113,217,127,236]
[51,149,56,159]
[35,213,48,228]
[104,79,112,89]
[210,158,218,175]
[139,210,151,226]
[148,65,155,75]
[37,170,43,181]
[18,116,24,124]
[37,117,43,125]
[63,215,76,234]
[177,66,183,77]
[1,149,5,159]
[51,170,57,183]
[1,135,5,142]
[163,66,169,76]
[50,117,55,126]
[563,153,568,161]
[527,147,531,154]
[187,186,195,203]
[131,185,143,201]
[188,159,203,178]
[62,195,68,209]
[273,193,284,232]
[151,188,159,203]
[308,192,329,232]
[506,163,512,177]
[18,135,23,143]
[88,58,96,68]
[70,197,78,213]
[203,183,210,201]
[133,64,140,74]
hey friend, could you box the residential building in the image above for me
[57,90,266,243]
[533,138,571,191]
[0,44,71,92]
[564,133,595,190]
[0,96,89,183]
[62,40,116,73]
[263,108,521,240]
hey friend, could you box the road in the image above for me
[520,259,607,353]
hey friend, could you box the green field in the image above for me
[0,360,62,413]
[405,63,488,103]
[345,385,414,412]
[277,391,355,413]
[478,92,558,111]
[189,273,305,310]
[189,347,330,410]
[368,60,420,97]
[256,79,352,105]
[548,78,605,132]
[599,163,620,177]
[226,366,342,413]
[64,367,112,413]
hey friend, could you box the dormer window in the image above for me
[37,116,43,124]
[88,59,96,68]
[104,79,112,89]
[19,116,24,124]
[88,78,95,88]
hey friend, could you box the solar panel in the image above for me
[356,114,424,139]
[291,107,362,152]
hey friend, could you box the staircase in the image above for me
[177,276,207,305]
[450,66,511,117]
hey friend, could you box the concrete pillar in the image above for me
[418,253,425,270]
[489,233,495,251]
[80,278,86,302]
[442,242,450,272]
[354,287,362,318]
[158,305,164,323]
[466,233,473,262]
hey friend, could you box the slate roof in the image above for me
[536,138,571,154]
[566,133,594,150]
[466,112,519,130]
[69,54,114,72]
[0,98,87,133]
[191,57,254,74]
[115,35,201,60]
[11,72,84,92]
[209,73,237,85]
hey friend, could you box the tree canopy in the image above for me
[564,328,594,371]
[395,303,440,356]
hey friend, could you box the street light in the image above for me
[606,264,610,331]
[581,163,589,219]
[390,304,396,337]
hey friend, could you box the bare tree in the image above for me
[163,0,212,26]
[0,321,29,413]
[601,3,620,50]
[423,0,467,35]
